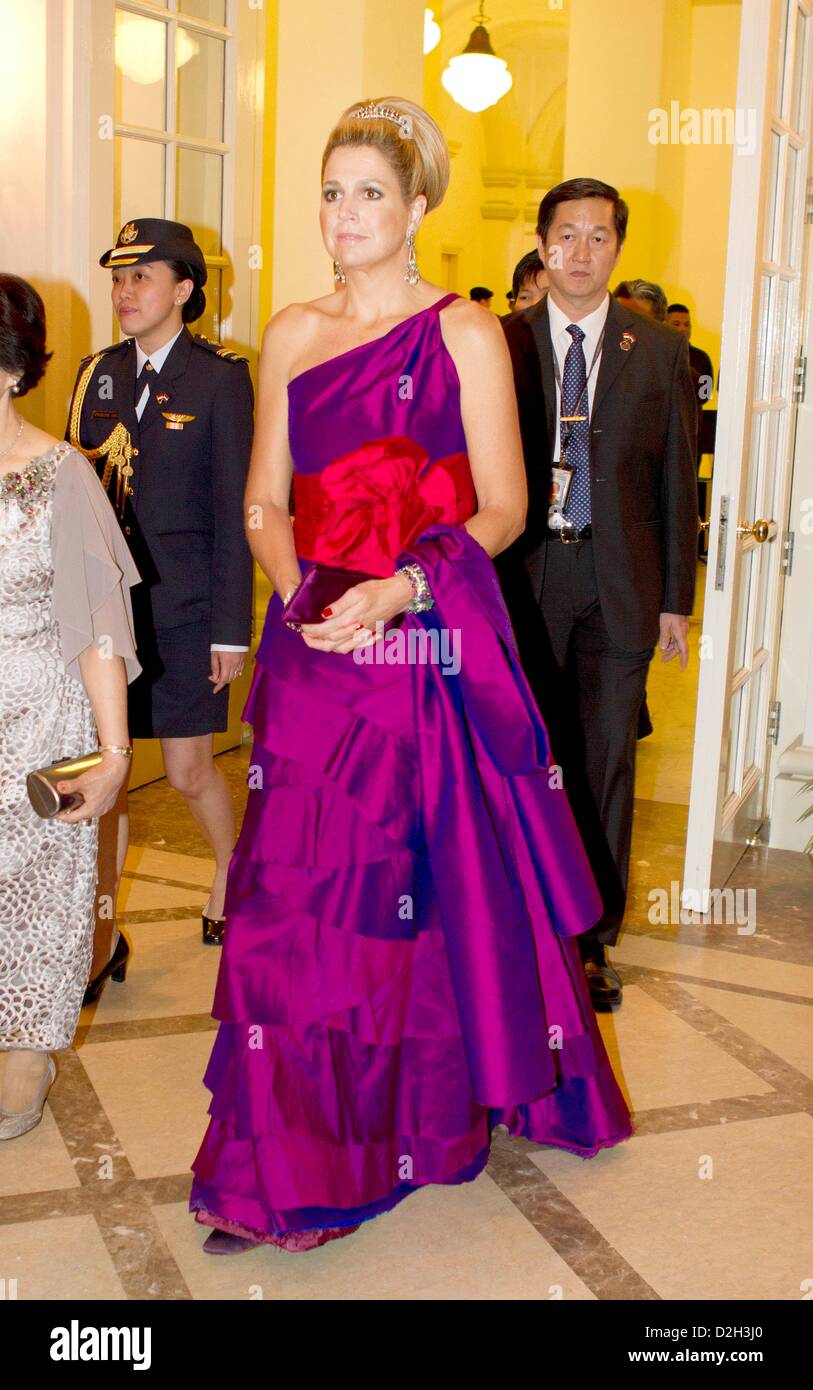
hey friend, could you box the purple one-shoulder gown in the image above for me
[189,293,632,1245]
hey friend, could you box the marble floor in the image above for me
[2,620,812,1299]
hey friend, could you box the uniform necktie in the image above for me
[135,359,155,414]
[561,323,591,529]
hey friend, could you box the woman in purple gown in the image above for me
[190,97,632,1255]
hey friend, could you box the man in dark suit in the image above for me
[499,178,697,1009]
[67,219,254,958]
[666,303,715,404]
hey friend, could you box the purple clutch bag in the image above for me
[282,564,378,630]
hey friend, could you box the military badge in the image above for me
[120,222,138,245]
[162,412,196,431]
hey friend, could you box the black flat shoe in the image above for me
[82,931,130,1007]
[202,913,226,946]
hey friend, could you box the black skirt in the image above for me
[127,619,230,739]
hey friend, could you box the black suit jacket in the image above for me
[501,295,698,652]
[66,328,254,646]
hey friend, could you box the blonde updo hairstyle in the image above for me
[321,97,450,216]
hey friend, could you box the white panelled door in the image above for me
[683,0,812,907]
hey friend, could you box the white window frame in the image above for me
[113,0,235,338]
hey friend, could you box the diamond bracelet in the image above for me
[396,562,434,614]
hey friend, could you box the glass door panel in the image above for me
[115,12,167,128]
[195,268,222,342]
[684,0,813,902]
[175,147,223,255]
[177,31,225,143]
[791,8,810,128]
[114,138,166,229]
[179,0,227,22]
[764,131,783,261]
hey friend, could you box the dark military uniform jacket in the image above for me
[66,328,254,647]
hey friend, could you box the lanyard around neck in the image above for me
[552,323,606,433]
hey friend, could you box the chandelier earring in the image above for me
[333,259,346,285]
[404,227,419,286]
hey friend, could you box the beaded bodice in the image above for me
[0,451,61,515]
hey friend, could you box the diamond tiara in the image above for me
[350,101,413,139]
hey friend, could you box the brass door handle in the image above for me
[736,518,778,543]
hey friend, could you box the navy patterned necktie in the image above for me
[560,323,592,529]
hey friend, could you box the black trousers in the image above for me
[521,538,654,949]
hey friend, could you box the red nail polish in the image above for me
[321,607,333,617]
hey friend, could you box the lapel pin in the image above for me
[161,412,195,431]
[620,331,636,352]
[155,392,171,406]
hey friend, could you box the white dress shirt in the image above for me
[547,292,611,461]
[133,328,248,656]
[134,329,184,421]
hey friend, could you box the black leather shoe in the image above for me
[202,913,226,946]
[581,948,623,1010]
[82,931,130,1007]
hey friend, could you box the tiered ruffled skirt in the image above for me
[190,598,632,1239]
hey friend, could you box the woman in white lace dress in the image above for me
[0,274,141,1139]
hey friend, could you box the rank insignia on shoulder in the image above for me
[88,341,129,360]
[162,412,196,430]
[193,334,248,364]
[78,343,113,368]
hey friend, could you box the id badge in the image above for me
[548,459,574,515]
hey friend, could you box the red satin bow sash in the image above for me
[293,435,477,576]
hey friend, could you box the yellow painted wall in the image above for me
[420,39,490,299]
[563,0,669,279]
[421,2,569,307]
[259,0,279,332]
[259,0,425,322]
[677,3,742,393]
[561,0,739,390]
[418,0,740,355]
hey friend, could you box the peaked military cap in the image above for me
[99,219,207,283]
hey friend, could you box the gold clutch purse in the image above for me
[26,752,103,819]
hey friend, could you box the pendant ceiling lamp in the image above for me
[441,3,512,113]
